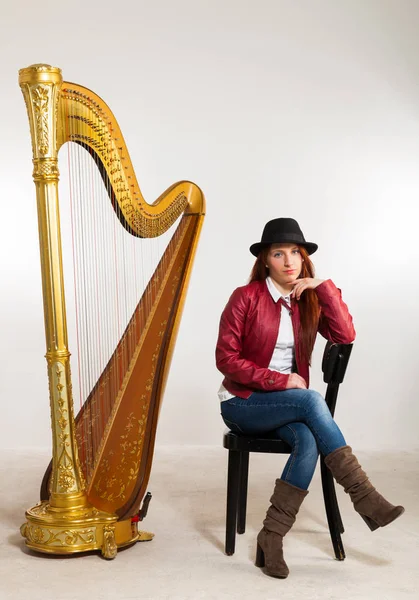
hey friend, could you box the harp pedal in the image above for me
[131,492,154,542]
[137,530,154,542]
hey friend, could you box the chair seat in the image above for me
[223,430,291,453]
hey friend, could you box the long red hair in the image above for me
[249,245,320,365]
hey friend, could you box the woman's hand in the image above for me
[286,373,307,389]
[291,278,325,300]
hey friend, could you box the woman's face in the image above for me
[266,243,303,286]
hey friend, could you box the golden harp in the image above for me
[18,64,205,558]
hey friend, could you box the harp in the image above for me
[18,64,205,558]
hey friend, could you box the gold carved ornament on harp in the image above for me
[18,64,205,559]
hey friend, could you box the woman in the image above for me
[215,218,404,579]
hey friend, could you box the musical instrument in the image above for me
[18,64,205,558]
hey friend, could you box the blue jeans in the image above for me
[221,389,346,490]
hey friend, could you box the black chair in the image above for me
[223,342,353,559]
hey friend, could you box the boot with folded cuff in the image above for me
[256,479,308,578]
[325,445,405,531]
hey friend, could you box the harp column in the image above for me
[18,65,119,558]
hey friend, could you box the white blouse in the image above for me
[218,277,295,401]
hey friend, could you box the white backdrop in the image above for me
[1,0,418,451]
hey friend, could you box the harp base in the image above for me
[20,501,147,559]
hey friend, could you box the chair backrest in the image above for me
[322,342,353,416]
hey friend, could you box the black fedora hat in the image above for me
[249,218,318,257]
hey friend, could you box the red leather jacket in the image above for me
[216,279,355,399]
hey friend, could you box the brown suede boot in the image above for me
[325,445,405,531]
[256,479,308,578]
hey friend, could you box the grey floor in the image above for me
[1,446,418,600]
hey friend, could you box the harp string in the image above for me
[65,102,86,470]
[89,127,100,456]
[96,109,107,434]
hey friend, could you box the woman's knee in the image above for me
[303,389,329,416]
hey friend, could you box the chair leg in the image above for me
[322,458,344,533]
[321,457,346,561]
[225,449,240,556]
[237,451,249,534]
[336,503,345,535]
